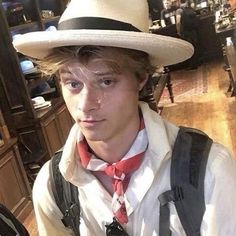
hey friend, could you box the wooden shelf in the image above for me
[0,137,32,222]
[0,138,17,157]
[0,0,70,185]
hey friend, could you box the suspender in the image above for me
[159,127,212,236]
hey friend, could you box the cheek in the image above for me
[107,87,139,111]
[61,87,72,105]
[61,88,78,118]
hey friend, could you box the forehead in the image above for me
[60,48,129,74]
[79,47,127,63]
[59,58,138,87]
[61,58,113,74]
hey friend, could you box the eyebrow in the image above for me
[60,68,72,74]
[92,70,115,76]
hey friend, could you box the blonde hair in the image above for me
[35,46,156,81]
[35,46,157,101]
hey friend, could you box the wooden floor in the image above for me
[161,60,236,156]
[23,208,38,236]
[22,59,236,235]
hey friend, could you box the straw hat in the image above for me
[13,0,194,66]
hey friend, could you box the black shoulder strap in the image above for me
[49,150,81,235]
[0,204,29,236]
[158,126,213,236]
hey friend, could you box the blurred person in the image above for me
[176,0,200,69]
[161,0,177,26]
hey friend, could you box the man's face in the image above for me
[59,55,145,143]
[163,0,172,9]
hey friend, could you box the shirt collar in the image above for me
[59,102,173,195]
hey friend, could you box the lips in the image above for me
[83,120,101,123]
[80,118,105,127]
[81,118,104,123]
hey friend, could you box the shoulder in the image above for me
[32,160,75,234]
[176,8,183,15]
[33,161,52,204]
[203,143,236,234]
[205,142,236,197]
[33,160,63,217]
[161,9,166,16]
[33,161,50,197]
[207,143,236,177]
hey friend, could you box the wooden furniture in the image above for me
[0,1,73,184]
[154,72,174,105]
[0,110,9,147]
[215,23,236,96]
[224,45,236,96]
[22,98,74,183]
[36,98,74,158]
[215,22,236,41]
[0,138,32,222]
[140,71,174,113]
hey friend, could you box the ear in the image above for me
[138,73,149,91]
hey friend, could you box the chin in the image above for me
[82,131,107,142]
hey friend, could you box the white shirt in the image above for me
[33,102,236,235]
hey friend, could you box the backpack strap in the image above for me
[158,126,213,236]
[0,204,29,236]
[49,149,81,235]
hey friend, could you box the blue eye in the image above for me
[100,78,115,88]
[70,81,80,88]
[103,79,112,85]
[64,80,82,91]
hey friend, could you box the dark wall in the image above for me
[148,0,164,20]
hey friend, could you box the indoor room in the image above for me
[0,0,235,235]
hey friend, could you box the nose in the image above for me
[77,86,101,112]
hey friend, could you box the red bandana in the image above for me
[77,117,148,224]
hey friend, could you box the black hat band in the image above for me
[58,17,141,32]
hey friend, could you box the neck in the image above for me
[87,113,141,163]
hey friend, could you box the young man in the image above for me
[176,0,200,69]
[161,0,177,27]
[13,0,236,235]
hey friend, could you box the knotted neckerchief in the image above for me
[77,116,148,224]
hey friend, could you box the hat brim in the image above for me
[13,30,194,66]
